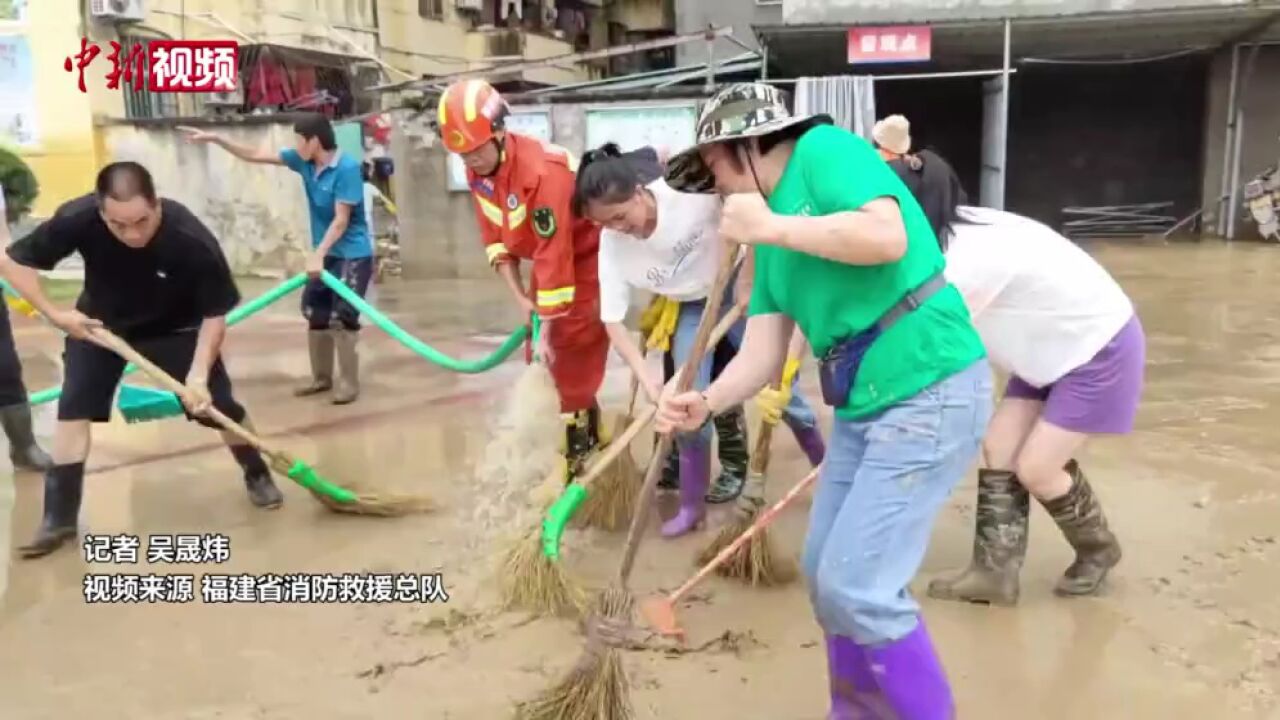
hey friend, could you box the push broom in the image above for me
[514,247,741,720]
[570,296,742,533]
[641,465,821,642]
[1,283,183,422]
[499,306,746,620]
[88,327,432,517]
[695,356,803,586]
[570,367,643,532]
[545,305,745,551]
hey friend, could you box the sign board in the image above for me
[584,104,697,157]
[447,110,552,192]
[0,34,37,147]
[847,26,931,64]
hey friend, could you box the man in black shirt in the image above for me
[0,162,284,559]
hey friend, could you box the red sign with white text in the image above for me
[847,26,932,64]
[64,38,239,93]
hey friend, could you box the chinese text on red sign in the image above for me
[64,39,239,93]
[846,26,932,64]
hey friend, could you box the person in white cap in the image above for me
[872,114,913,162]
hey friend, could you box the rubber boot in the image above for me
[661,440,709,537]
[1040,460,1122,596]
[229,443,283,509]
[707,406,748,504]
[658,442,679,490]
[332,329,360,405]
[860,618,955,720]
[790,421,827,467]
[0,403,52,471]
[18,462,85,559]
[295,329,334,396]
[826,633,892,719]
[564,406,601,482]
[926,469,1029,606]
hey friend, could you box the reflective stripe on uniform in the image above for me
[537,286,575,308]
[474,194,503,227]
[485,243,509,263]
[509,203,527,230]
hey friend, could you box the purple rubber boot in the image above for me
[661,440,709,538]
[826,634,892,719]
[860,618,956,720]
[790,422,826,467]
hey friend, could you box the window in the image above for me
[418,0,444,20]
[119,36,179,119]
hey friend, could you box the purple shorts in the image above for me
[1005,314,1146,435]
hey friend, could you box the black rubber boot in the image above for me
[564,405,601,483]
[927,469,1030,606]
[707,406,749,504]
[1041,460,1122,596]
[0,403,52,471]
[19,462,85,559]
[229,444,283,509]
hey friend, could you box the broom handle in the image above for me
[572,305,744,493]
[625,340,645,417]
[616,247,742,587]
[748,368,788,477]
[668,465,821,604]
[88,328,276,456]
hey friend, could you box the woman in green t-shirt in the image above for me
[657,83,992,719]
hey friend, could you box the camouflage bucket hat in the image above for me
[665,82,832,193]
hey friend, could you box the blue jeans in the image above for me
[802,359,993,645]
[670,288,817,449]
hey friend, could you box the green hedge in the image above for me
[0,147,39,225]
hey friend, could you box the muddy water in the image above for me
[1,240,1278,719]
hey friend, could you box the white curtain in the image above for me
[794,76,877,141]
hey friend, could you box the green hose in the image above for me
[19,273,310,406]
[21,271,528,406]
[318,271,527,374]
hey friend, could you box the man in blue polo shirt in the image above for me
[181,114,373,404]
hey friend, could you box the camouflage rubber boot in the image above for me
[564,406,601,483]
[1040,460,1122,596]
[926,469,1030,606]
[658,441,680,490]
[707,406,749,504]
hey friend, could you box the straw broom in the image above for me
[499,308,744,619]
[571,362,644,532]
[513,247,740,720]
[696,359,802,585]
[90,328,432,516]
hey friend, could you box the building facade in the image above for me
[0,0,623,219]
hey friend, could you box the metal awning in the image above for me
[756,5,1280,76]
[522,52,762,96]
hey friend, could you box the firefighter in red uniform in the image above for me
[437,79,609,476]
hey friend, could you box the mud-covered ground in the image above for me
[2,240,1279,719]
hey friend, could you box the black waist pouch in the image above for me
[816,270,948,408]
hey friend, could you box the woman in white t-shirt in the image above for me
[888,156,1144,606]
[573,143,824,539]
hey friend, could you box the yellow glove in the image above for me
[638,296,680,352]
[756,357,801,425]
[5,295,38,319]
